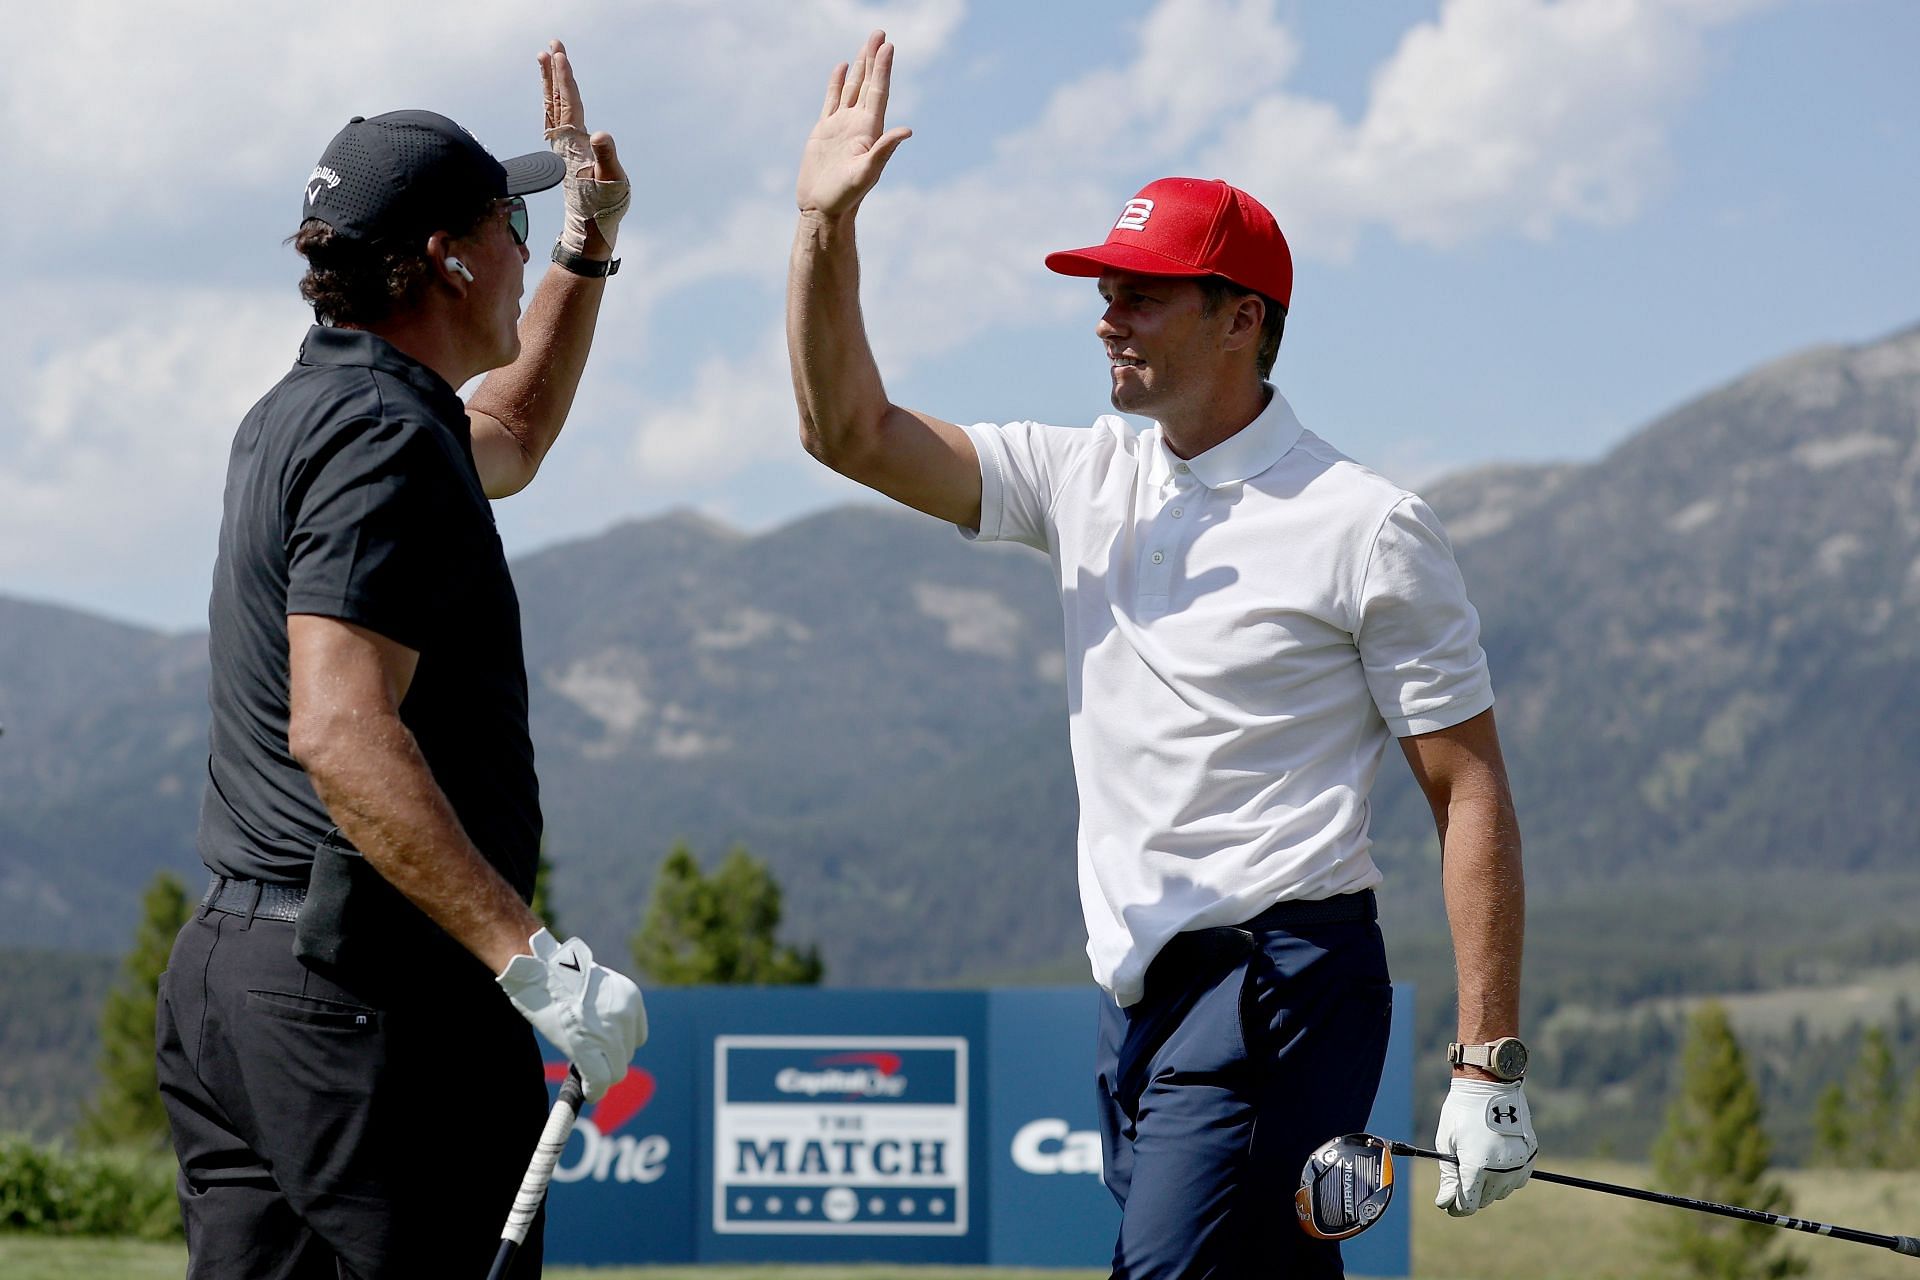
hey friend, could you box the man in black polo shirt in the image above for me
[156,44,645,1278]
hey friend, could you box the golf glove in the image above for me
[1434,1078,1536,1216]
[545,123,630,255]
[497,929,647,1102]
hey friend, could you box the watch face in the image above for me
[1492,1038,1529,1079]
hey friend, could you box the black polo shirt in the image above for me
[198,326,540,899]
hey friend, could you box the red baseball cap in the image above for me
[1045,177,1292,310]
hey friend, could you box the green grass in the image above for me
[8,1160,1920,1278]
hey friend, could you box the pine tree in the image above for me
[631,842,823,986]
[1897,1064,1920,1171]
[530,846,562,937]
[78,870,190,1149]
[1811,1082,1850,1166]
[1651,1002,1806,1280]
[1845,1025,1899,1168]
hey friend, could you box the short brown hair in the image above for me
[1197,276,1286,378]
[289,199,493,327]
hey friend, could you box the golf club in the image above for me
[1297,1132,1920,1258]
[485,1065,587,1280]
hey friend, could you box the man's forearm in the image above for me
[302,713,540,974]
[466,265,609,496]
[1439,789,1526,1046]
[788,211,893,465]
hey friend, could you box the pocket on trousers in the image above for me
[245,989,382,1030]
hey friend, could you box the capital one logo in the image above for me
[544,1062,671,1185]
[1009,1118,1101,1175]
[774,1050,908,1098]
[1114,198,1154,232]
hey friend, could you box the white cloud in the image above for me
[0,1,969,623]
[0,0,1784,625]
[628,327,796,481]
[0,286,309,608]
[617,0,1770,488]
[1,1,966,224]
[1207,0,1777,253]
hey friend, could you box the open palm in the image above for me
[797,30,912,217]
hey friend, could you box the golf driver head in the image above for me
[1296,1133,1396,1240]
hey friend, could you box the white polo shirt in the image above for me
[961,388,1493,1006]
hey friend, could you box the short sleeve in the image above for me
[284,417,476,651]
[1355,495,1495,737]
[960,420,1095,552]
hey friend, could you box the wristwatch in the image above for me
[1447,1036,1530,1081]
[551,243,620,278]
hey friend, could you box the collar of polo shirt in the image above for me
[1146,384,1305,489]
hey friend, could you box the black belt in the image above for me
[201,875,307,923]
[1241,889,1376,929]
[1147,891,1378,998]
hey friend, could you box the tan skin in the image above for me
[288,39,625,974]
[789,29,1523,1076]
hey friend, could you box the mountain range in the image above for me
[5,322,1919,995]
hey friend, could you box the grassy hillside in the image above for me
[8,1158,1918,1278]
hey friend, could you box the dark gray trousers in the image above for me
[156,906,547,1279]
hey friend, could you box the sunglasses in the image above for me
[500,196,529,247]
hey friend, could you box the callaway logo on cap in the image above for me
[1045,177,1293,310]
[301,110,565,244]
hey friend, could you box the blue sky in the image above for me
[2,0,1913,630]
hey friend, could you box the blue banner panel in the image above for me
[538,988,698,1265]
[1341,981,1413,1279]
[693,990,990,1265]
[986,987,1120,1267]
[533,983,1410,1273]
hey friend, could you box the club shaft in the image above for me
[486,1067,587,1280]
[1393,1143,1920,1257]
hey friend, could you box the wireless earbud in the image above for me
[445,257,474,283]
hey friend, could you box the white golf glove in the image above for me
[1434,1078,1536,1216]
[497,929,647,1102]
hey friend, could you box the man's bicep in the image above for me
[467,409,536,499]
[1399,708,1512,816]
[836,405,983,530]
[287,614,421,729]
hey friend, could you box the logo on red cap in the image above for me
[1046,177,1292,311]
[1115,199,1155,232]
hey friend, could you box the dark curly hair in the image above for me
[1197,276,1287,378]
[290,201,494,327]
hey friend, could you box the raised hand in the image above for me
[539,38,628,257]
[797,30,912,218]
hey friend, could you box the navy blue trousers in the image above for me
[1096,903,1393,1279]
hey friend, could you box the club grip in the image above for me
[501,1068,586,1247]
[1893,1234,1920,1257]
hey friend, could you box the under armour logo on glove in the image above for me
[1436,1079,1538,1217]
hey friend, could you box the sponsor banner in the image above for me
[536,987,1408,1273]
[986,986,1412,1276]
[537,991,698,1266]
[545,1063,672,1186]
[715,1036,969,1236]
[986,990,1119,1266]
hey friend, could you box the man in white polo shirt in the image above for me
[788,32,1533,1277]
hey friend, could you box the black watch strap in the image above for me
[551,243,619,278]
